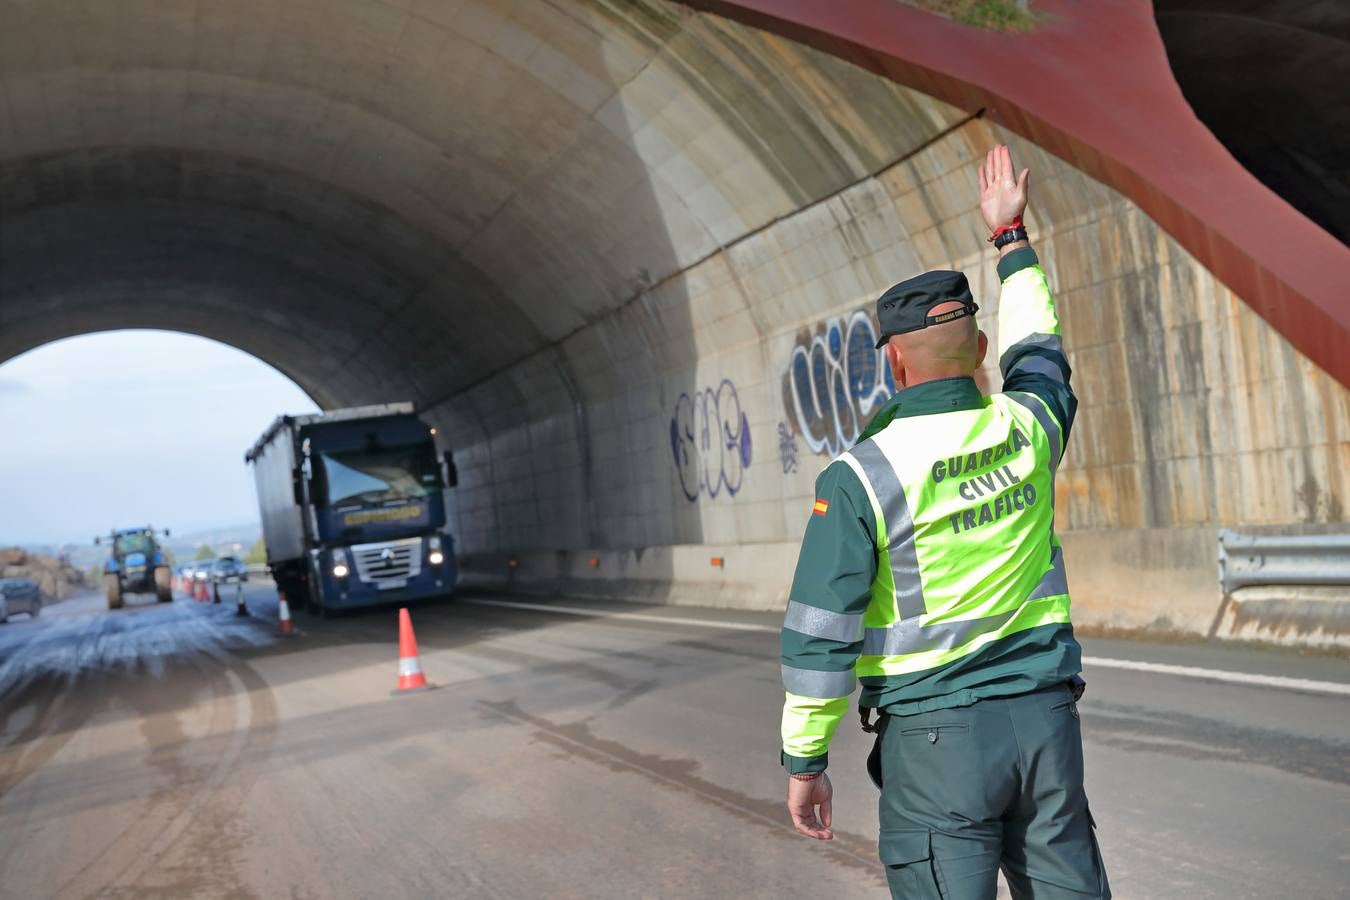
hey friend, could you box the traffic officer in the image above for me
[779,145,1109,899]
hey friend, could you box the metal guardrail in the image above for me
[1218,530,1350,595]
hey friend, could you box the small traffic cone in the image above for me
[234,582,248,618]
[393,607,431,693]
[277,591,294,636]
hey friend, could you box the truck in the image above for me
[245,403,457,613]
[95,527,173,609]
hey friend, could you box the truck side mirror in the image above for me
[443,451,458,488]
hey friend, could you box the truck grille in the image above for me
[350,537,423,584]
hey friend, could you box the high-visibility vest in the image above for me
[839,390,1068,680]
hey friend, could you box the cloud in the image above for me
[0,378,31,394]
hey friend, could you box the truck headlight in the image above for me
[429,550,444,566]
[333,562,349,578]
[332,547,350,578]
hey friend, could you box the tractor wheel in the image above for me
[154,566,172,603]
[105,574,124,610]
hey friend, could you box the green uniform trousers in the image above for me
[869,684,1110,899]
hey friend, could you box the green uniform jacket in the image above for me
[780,248,1081,774]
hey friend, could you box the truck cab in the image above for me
[247,403,457,613]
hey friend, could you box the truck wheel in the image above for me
[154,566,173,603]
[105,574,123,610]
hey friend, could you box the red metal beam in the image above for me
[683,0,1350,387]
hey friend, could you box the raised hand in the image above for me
[978,144,1030,233]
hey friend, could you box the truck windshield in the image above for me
[114,533,152,555]
[316,443,441,507]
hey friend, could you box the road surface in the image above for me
[1,586,1346,898]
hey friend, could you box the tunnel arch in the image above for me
[2,0,1345,631]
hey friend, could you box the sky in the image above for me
[0,331,319,546]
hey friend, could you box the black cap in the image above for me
[873,270,979,348]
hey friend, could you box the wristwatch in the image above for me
[993,226,1029,249]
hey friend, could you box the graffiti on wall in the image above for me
[784,309,896,459]
[670,379,753,501]
[777,422,799,474]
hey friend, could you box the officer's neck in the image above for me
[895,368,977,390]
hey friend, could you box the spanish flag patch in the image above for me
[813,498,829,516]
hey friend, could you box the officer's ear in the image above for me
[884,339,907,388]
[976,330,988,368]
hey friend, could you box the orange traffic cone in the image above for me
[393,608,431,693]
[277,591,294,636]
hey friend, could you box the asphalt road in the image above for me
[0,585,1346,899]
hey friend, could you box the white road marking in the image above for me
[1081,656,1350,697]
[467,597,1350,697]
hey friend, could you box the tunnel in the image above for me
[1156,0,1350,246]
[2,0,1347,635]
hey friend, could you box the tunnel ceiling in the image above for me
[1155,0,1350,246]
[0,0,959,410]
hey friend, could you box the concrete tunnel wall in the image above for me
[0,1,1345,639]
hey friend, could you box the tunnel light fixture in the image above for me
[588,557,600,568]
[508,558,519,569]
[711,557,725,568]
[430,427,437,435]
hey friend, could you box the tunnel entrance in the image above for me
[2,0,1345,623]
[0,330,317,549]
[1155,0,1350,245]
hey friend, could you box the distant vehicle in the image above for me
[0,578,42,623]
[246,403,457,613]
[212,556,248,583]
[95,527,172,609]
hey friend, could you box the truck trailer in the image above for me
[245,403,457,612]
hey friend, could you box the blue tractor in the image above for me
[95,527,173,609]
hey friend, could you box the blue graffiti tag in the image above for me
[670,379,752,501]
[785,309,896,458]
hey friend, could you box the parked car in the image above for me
[212,556,248,583]
[0,578,42,623]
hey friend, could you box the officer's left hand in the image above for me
[786,773,834,840]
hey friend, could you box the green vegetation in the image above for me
[903,0,1037,31]
[193,544,216,561]
[245,536,267,565]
